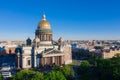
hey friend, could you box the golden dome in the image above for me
[38,14,51,29]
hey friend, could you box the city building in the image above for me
[0,63,16,78]
[0,41,24,55]
[16,14,72,69]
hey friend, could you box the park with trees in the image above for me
[77,54,120,80]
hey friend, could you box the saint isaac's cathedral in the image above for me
[16,14,72,69]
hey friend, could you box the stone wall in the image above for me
[64,44,72,64]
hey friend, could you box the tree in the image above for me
[12,70,35,80]
[45,71,66,80]
[53,65,73,80]
[32,72,44,80]
[77,61,90,75]
[112,54,120,66]
[88,54,99,66]
[0,74,2,80]
[10,70,67,80]
[113,67,120,80]
[53,65,62,71]
[61,65,73,80]
[78,54,120,80]
[96,59,113,80]
[112,54,120,80]
[77,61,97,80]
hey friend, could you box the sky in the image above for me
[0,0,120,40]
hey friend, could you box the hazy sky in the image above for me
[0,0,120,40]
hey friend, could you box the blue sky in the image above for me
[0,0,120,40]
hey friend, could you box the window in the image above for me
[27,60,31,66]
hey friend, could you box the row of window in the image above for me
[38,34,52,41]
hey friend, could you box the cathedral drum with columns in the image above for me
[16,14,72,69]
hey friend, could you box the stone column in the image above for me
[41,35,43,41]
[52,56,55,63]
[34,55,37,68]
[43,58,45,66]
[61,56,64,65]
[40,35,41,41]
[17,55,20,69]
[44,57,46,65]
[50,35,52,41]
[47,34,48,41]
[40,58,43,66]
[58,56,59,65]
[44,34,46,41]
[49,35,50,41]
[59,56,61,66]
[51,34,52,40]
[22,56,25,69]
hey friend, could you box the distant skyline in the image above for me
[0,0,120,40]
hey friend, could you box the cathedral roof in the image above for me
[38,14,51,30]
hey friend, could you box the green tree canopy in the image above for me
[78,54,120,80]
[53,65,73,80]
[0,74,2,80]
[12,70,35,80]
[45,71,66,80]
[31,72,44,80]
[77,61,90,75]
